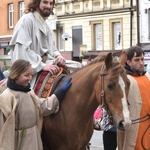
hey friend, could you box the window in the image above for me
[113,22,121,50]
[8,3,14,28]
[91,21,103,50]
[95,24,102,50]
[72,26,82,57]
[148,8,150,39]
[19,2,25,18]
[57,26,64,51]
[110,19,122,50]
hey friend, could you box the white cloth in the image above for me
[0,88,59,150]
[9,12,60,87]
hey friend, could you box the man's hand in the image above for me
[43,64,60,75]
[54,55,66,67]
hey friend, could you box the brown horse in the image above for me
[40,52,131,150]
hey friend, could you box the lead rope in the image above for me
[131,113,150,150]
[132,113,150,124]
[141,124,150,150]
[99,64,113,123]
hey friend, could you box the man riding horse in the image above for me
[9,0,67,88]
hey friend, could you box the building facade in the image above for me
[0,0,138,58]
[55,0,137,57]
[0,0,30,54]
[139,0,150,50]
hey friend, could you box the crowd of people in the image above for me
[0,0,71,149]
[0,0,150,149]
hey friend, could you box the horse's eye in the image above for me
[107,83,116,89]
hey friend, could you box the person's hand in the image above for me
[54,77,72,103]
[43,64,59,75]
[54,55,66,67]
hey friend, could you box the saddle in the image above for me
[34,67,69,98]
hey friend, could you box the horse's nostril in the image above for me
[118,120,125,131]
[118,119,132,131]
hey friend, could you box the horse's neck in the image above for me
[69,80,99,117]
[64,63,102,119]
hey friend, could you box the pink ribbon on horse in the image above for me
[93,107,103,119]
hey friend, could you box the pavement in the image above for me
[89,130,104,150]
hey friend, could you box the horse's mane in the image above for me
[88,53,124,81]
[109,61,123,81]
[71,53,124,82]
[88,55,106,65]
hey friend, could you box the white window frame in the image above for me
[110,19,122,50]
[91,21,103,51]
[8,3,14,28]
[19,2,25,18]
[113,22,121,50]
[58,26,64,51]
[95,24,102,50]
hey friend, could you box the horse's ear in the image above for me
[105,52,113,69]
[119,51,127,67]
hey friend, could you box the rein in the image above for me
[132,113,150,124]
[131,113,150,150]
[141,124,150,150]
[100,64,107,107]
[99,64,113,122]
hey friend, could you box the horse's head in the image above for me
[95,51,131,131]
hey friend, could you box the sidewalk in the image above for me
[90,145,103,150]
[89,130,104,150]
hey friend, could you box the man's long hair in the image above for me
[24,0,55,13]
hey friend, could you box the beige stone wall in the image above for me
[57,12,137,51]
[55,0,137,51]
[56,0,135,15]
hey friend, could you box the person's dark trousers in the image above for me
[0,70,5,81]
[103,130,117,150]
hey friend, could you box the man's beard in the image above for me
[38,7,51,18]
[132,67,144,74]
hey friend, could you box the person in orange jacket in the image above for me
[118,46,150,150]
